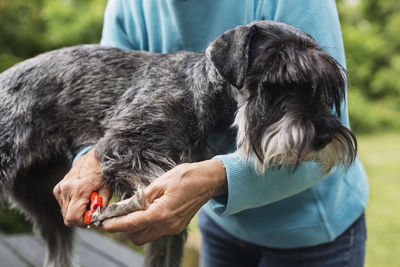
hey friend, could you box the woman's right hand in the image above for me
[53,149,112,227]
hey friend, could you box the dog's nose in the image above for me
[313,131,333,150]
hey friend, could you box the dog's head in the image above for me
[206,21,357,172]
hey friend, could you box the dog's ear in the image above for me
[206,25,255,89]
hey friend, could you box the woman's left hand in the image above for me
[101,159,227,245]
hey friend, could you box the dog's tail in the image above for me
[144,231,188,267]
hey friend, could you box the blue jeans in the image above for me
[198,210,366,267]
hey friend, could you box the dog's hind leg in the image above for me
[144,232,188,267]
[8,159,77,267]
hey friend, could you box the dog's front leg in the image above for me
[93,185,148,225]
[93,119,187,267]
[94,137,187,267]
[94,131,176,198]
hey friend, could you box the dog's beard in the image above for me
[234,104,356,173]
[309,130,357,172]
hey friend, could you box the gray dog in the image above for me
[0,21,356,267]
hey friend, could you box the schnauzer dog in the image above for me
[0,21,356,267]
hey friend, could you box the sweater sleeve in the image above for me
[100,0,136,50]
[209,0,348,217]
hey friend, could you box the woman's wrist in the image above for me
[199,159,228,197]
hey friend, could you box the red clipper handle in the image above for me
[84,192,103,225]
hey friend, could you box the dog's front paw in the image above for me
[93,187,149,226]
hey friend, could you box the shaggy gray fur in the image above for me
[0,21,356,267]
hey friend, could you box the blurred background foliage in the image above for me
[0,0,399,267]
[337,0,400,133]
[0,0,107,71]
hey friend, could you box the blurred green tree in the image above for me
[0,0,107,71]
[339,0,400,98]
[338,0,400,133]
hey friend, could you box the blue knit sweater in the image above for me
[100,0,369,248]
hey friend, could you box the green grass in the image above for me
[357,133,400,267]
[0,202,32,234]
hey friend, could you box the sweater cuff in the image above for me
[72,145,94,165]
[209,154,253,216]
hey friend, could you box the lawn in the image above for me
[357,133,400,267]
